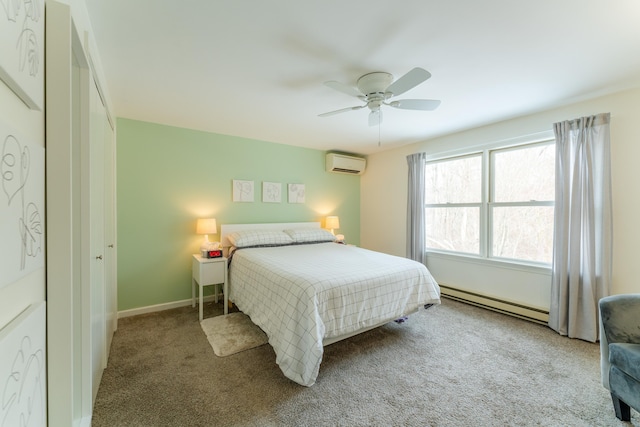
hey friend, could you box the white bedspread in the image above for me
[228,243,440,386]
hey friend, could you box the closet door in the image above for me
[46,3,94,423]
[46,2,117,423]
[104,103,117,357]
[89,77,106,401]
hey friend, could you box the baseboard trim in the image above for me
[79,415,92,427]
[440,285,549,325]
[118,294,220,319]
[119,287,549,325]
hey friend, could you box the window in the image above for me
[425,154,481,255]
[425,140,555,265]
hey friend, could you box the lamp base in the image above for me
[200,241,221,258]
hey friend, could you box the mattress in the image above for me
[228,242,440,386]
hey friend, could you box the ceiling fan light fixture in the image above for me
[367,99,382,111]
[368,109,382,127]
[319,67,440,126]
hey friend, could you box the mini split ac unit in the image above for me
[325,153,366,175]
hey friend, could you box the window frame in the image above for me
[425,152,483,256]
[425,137,555,268]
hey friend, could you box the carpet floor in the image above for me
[92,299,639,426]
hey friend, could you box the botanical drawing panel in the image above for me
[0,301,46,427]
[0,0,44,110]
[0,119,45,289]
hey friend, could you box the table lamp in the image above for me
[196,218,217,254]
[325,216,340,235]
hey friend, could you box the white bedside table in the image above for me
[192,254,228,321]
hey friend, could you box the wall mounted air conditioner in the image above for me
[326,153,366,175]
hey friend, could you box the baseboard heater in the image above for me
[439,284,549,325]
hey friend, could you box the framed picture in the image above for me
[288,184,305,203]
[0,0,45,110]
[262,182,281,203]
[232,180,254,202]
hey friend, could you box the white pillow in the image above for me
[284,228,336,243]
[226,230,294,248]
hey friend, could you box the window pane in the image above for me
[491,206,554,263]
[426,207,479,254]
[426,155,481,204]
[493,144,555,202]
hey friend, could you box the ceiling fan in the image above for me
[319,67,441,126]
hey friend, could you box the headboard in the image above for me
[220,222,320,249]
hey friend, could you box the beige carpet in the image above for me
[200,312,268,356]
[92,299,640,427]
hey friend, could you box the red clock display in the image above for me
[206,250,222,258]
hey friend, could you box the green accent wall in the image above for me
[116,118,361,311]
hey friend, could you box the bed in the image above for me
[221,222,441,386]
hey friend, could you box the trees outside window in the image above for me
[425,141,555,265]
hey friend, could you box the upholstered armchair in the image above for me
[599,294,640,421]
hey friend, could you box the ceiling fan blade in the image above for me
[389,99,441,111]
[318,105,365,117]
[368,109,382,127]
[385,68,431,97]
[323,80,363,98]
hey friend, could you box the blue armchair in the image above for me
[599,294,640,421]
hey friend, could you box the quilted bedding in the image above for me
[228,242,441,386]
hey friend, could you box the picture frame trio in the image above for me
[232,180,306,204]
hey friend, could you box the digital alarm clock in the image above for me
[205,249,222,258]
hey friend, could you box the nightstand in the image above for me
[192,254,228,321]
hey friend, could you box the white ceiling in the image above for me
[83,0,640,155]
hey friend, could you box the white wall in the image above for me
[361,87,640,309]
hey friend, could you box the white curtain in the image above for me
[549,113,612,343]
[407,153,426,263]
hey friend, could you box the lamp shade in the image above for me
[196,218,217,235]
[325,216,340,230]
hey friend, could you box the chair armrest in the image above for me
[599,294,640,389]
[599,294,640,345]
